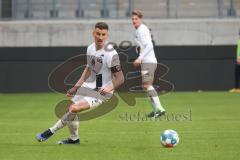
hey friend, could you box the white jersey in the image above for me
[82,42,120,93]
[134,24,157,63]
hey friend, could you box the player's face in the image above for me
[93,28,108,49]
[132,15,142,28]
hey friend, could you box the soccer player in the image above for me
[229,31,240,93]
[131,10,166,118]
[36,22,124,144]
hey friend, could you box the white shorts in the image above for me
[71,87,112,108]
[141,63,157,82]
[72,95,104,108]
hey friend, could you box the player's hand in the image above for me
[98,86,112,96]
[133,59,141,68]
[66,86,79,97]
[237,59,240,65]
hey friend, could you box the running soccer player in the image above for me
[36,22,124,144]
[229,30,240,93]
[131,10,166,118]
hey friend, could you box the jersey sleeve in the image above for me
[106,50,120,68]
[138,27,154,60]
[139,31,148,46]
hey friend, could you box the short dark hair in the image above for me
[132,10,143,18]
[95,22,109,30]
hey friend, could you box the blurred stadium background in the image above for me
[0,0,240,92]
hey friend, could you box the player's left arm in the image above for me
[99,68,124,95]
[99,52,124,95]
[111,67,125,90]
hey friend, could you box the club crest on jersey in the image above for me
[91,59,95,65]
[96,56,103,63]
[91,55,103,65]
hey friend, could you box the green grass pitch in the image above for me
[0,92,239,160]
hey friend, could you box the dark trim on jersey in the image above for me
[96,74,102,89]
[111,65,122,73]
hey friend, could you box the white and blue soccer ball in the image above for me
[160,129,179,148]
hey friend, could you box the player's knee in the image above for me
[71,108,78,113]
[68,105,77,113]
[69,104,85,113]
[142,84,149,90]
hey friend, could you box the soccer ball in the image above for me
[160,129,179,148]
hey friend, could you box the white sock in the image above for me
[49,111,76,133]
[147,86,165,112]
[67,119,79,141]
[49,119,65,133]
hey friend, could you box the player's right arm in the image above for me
[67,45,92,97]
[136,27,153,61]
[133,26,153,67]
[66,66,92,97]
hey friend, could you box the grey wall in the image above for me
[1,19,240,47]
